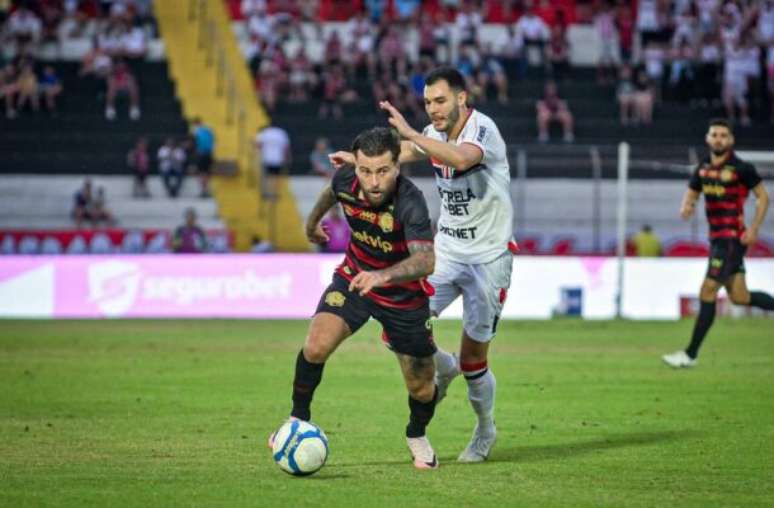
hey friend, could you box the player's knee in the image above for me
[303,336,332,363]
[729,291,750,305]
[699,281,720,301]
[408,381,435,403]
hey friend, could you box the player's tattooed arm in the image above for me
[679,189,701,220]
[380,241,435,284]
[348,241,435,296]
[305,184,337,244]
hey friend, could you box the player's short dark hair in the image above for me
[708,118,733,133]
[425,66,467,92]
[351,127,401,163]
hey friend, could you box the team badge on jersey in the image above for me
[325,291,346,307]
[720,169,734,182]
[379,212,394,233]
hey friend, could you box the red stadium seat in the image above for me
[518,237,541,254]
[748,240,774,257]
[664,241,710,257]
[550,237,576,256]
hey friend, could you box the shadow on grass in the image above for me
[329,430,696,469]
[305,473,351,480]
[488,430,697,464]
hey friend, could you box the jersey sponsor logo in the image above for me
[352,230,394,253]
[476,126,487,143]
[379,212,394,233]
[337,192,358,203]
[325,291,346,307]
[439,225,478,240]
[439,187,477,216]
[343,204,379,225]
[703,184,726,197]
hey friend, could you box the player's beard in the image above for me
[443,105,460,133]
[364,186,392,207]
[710,145,730,157]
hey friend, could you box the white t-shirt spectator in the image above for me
[241,0,268,17]
[699,41,721,63]
[122,26,147,57]
[724,45,748,89]
[516,14,550,43]
[742,45,761,78]
[247,13,274,42]
[256,127,290,167]
[497,28,524,58]
[636,0,660,31]
[696,0,719,31]
[7,9,42,40]
[456,10,482,42]
[758,2,774,43]
[643,45,665,80]
[158,145,174,173]
[98,28,124,55]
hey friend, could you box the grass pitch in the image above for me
[1,319,772,507]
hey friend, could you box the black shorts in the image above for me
[315,274,436,358]
[265,164,282,176]
[706,239,747,282]
[196,153,213,173]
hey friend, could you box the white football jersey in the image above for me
[418,109,514,264]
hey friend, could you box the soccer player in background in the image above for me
[663,119,772,368]
[331,67,515,462]
[271,127,441,469]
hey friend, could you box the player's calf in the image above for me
[433,348,460,403]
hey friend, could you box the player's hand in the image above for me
[348,271,389,296]
[379,100,418,140]
[679,202,695,220]
[329,151,354,169]
[306,223,329,244]
[740,227,758,246]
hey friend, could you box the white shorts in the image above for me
[429,251,513,342]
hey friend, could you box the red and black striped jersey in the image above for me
[689,152,762,240]
[331,165,434,310]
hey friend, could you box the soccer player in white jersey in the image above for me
[331,67,515,462]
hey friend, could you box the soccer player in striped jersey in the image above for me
[272,127,441,469]
[332,67,516,462]
[663,118,773,368]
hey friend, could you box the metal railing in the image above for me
[188,0,255,188]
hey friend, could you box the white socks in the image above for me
[462,364,496,426]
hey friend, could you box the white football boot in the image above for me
[662,350,697,368]
[457,421,496,463]
[406,436,439,470]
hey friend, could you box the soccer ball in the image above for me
[271,419,329,476]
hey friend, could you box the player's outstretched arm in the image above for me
[741,182,769,246]
[380,100,482,171]
[348,242,435,296]
[305,184,336,244]
[399,140,428,164]
[329,151,355,169]
[679,188,701,220]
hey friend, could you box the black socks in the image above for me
[686,300,716,359]
[749,291,774,311]
[290,350,325,421]
[406,386,438,438]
